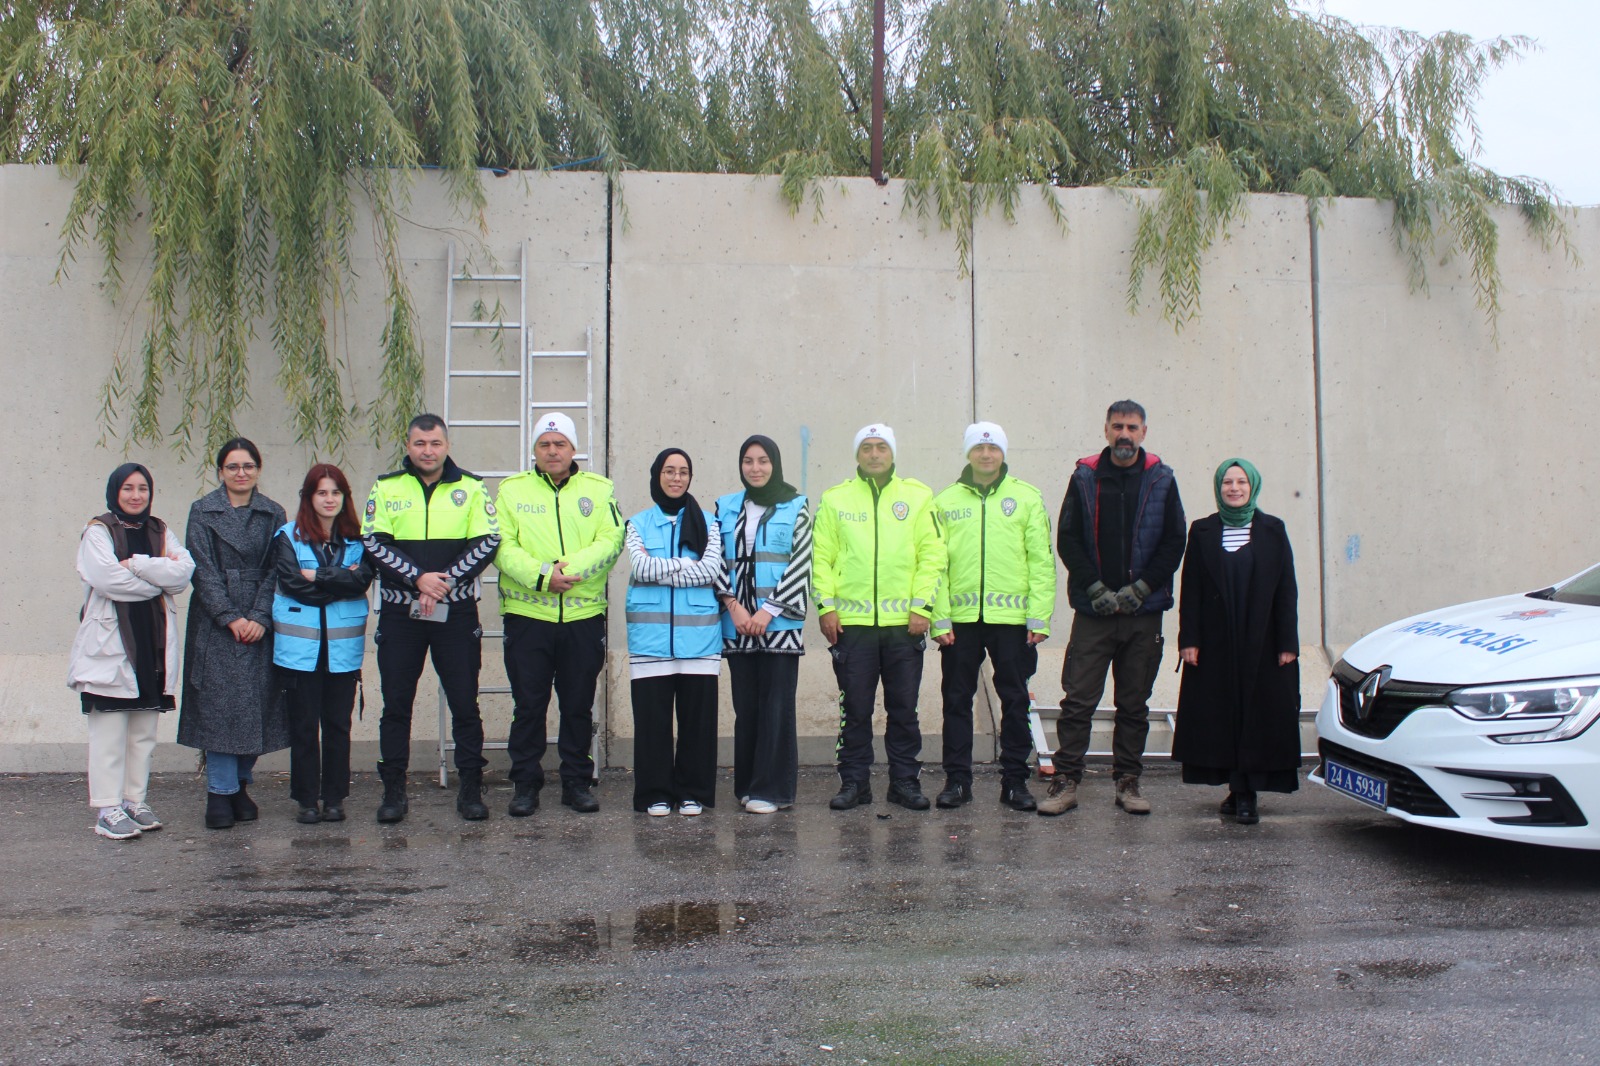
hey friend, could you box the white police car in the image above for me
[1313,563,1600,848]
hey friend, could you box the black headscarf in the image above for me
[648,448,708,558]
[738,435,800,507]
[106,462,155,528]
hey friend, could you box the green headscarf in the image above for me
[1213,457,1261,528]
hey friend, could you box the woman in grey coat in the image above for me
[178,437,289,829]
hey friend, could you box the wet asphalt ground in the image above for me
[4,765,1599,1066]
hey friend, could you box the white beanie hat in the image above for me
[852,423,897,457]
[533,411,579,450]
[963,421,1008,458]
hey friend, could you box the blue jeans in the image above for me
[206,752,257,795]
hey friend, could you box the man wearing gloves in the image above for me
[814,424,946,811]
[930,423,1054,811]
[1041,401,1185,817]
[493,412,625,815]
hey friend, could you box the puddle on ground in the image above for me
[513,900,771,961]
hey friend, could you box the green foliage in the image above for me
[0,0,1568,452]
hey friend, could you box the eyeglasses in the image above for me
[223,463,259,474]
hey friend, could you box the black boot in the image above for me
[508,782,540,817]
[887,778,931,811]
[999,779,1037,812]
[205,791,235,829]
[936,780,973,809]
[1234,792,1260,825]
[456,769,489,821]
[1219,792,1239,818]
[561,781,600,813]
[376,765,408,824]
[230,783,259,822]
[829,780,872,810]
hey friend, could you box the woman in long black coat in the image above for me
[178,437,290,829]
[1172,458,1300,825]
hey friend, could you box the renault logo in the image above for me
[1354,665,1392,721]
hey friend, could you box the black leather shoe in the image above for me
[508,783,540,817]
[230,784,259,822]
[829,781,872,810]
[376,766,408,824]
[936,781,973,809]
[296,806,321,824]
[1000,780,1037,811]
[561,783,600,813]
[1219,792,1238,818]
[205,791,235,829]
[887,778,931,811]
[321,805,345,822]
[1235,793,1260,825]
[456,769,489,821]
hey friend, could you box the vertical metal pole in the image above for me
[871,0,887,185]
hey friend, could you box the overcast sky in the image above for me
[1301,0,1600,205]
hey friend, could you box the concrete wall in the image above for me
[3,164,1594,771]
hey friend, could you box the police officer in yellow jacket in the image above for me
[930,422,1054,812]
[494,412,624,815]
[814,424,946,811]
[363,415,500,824]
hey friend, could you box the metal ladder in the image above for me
[436,239,602,786]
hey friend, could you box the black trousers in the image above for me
[630,673,719,810]
[284,666,359,805]
[831,625,925,786]
[375,603,485,773]
[939,621,1037,784]
[504,613,606,789]
[728,653,800,807]
[1054,612,1165,781]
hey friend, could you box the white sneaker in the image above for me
[123,802,162,830]
[95,806,142,839]
[744,798,778,814]
[646,802,672,817]
[678,800,703,816]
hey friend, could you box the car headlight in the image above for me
[1450,678,1600,744]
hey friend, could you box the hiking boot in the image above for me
[321,804,346,822]
[375,765,408,824]
[296,805,322,824]
[936,780,973,809]
[828,781,872,810]
[561,782,600,813]
[456,769,489,821]
[1114,775,1151,815]
[999,780,1037,812]
[886,778,931,811]
[205,791,235,829]
[122,802,162,830]
[95,806,142,839]
[230,784,259,822]
[1035,774,1078,816]
[508,782,540,817]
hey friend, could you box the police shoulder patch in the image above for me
[484,502,497,517]
[365,499,377,518]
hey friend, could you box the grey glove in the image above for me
[1087,581,1120,616]
[1115,579,1152,614]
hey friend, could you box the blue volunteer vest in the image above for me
[271,524,370,673]
[625,506,722,659]
[714,492,806,640]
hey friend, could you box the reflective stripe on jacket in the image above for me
[494,468,624,623]
[812,472,945,627]
[271,524,369,673]
[625,505,722,659]
[714,492,807,640]
[931,471,1055,636]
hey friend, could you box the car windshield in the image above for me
[1544,564,1600,607]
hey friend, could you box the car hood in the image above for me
[1342,592,1600,686]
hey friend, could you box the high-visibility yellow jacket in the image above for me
[362,457,499,612]
[931,469,1055,637]
[813,471,945,627]
[493,467,624,623]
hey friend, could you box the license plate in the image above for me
[1324,758,1389,810]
